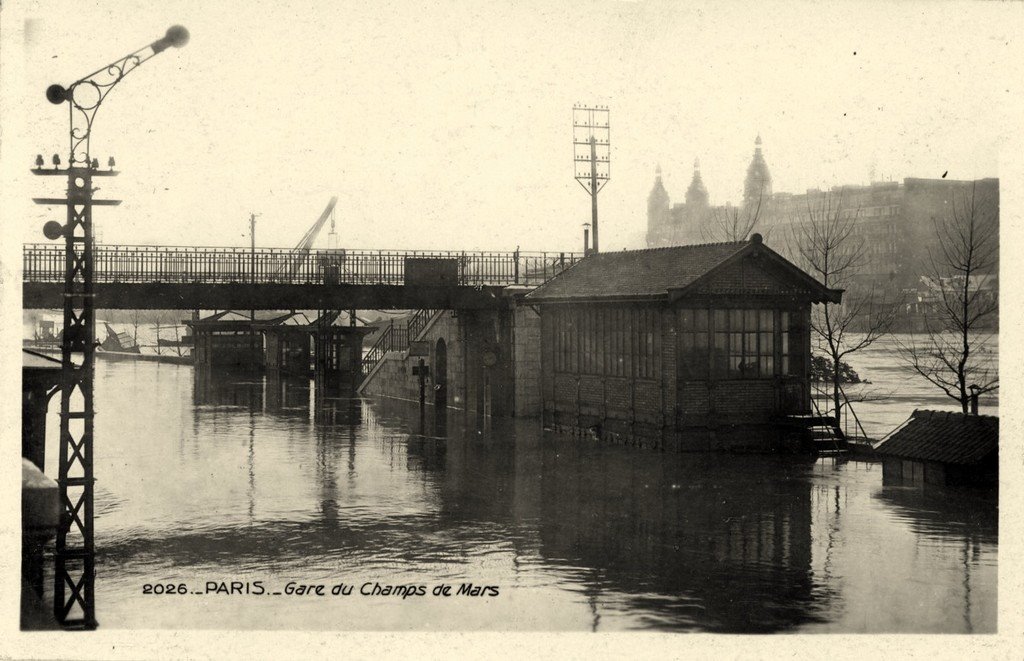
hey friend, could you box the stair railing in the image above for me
[361,309,441,376]
[811,371,870,444]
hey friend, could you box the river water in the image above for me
[36,339,997,633]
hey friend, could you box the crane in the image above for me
[276,196,372,326]
[274,196,339,279]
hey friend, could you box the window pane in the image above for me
[729,355,742,375]
[714,309,727,332]
[695,309,708,331]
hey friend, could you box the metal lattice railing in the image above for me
[23,244,581,287]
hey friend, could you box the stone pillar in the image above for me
[512,304,542,417]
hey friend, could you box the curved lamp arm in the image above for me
[46,25,189,167]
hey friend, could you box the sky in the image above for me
[5,0,1020,253]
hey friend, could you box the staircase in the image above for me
[786,376,876,455]
[361,309,440,378]
[784,413,847,454]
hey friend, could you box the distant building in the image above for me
[646,161,732,247]
[645,137,1000,290]
[876,410,998,489]
[527,234,842,452]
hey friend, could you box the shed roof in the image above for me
[526,234,841,304]
[875,409,998,465]
[23,349,62,370]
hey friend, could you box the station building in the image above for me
[526,234,842,452]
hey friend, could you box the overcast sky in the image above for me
[6,0,1019,252]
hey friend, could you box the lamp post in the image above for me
[32,25,189,629]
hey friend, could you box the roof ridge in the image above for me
[593,240,747,256]
[914,408,999,421]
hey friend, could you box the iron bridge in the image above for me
[23,243,581,310]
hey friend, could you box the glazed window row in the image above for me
[550,306,806,380]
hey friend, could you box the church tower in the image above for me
[743,135,772,212]
[685,158,709,208]
[646,164,670,247]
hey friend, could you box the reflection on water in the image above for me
[41,361,995,632]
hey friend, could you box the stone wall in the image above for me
[511,305,542,417]
[361,307,539,418]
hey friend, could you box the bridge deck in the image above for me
[23,244,582,310]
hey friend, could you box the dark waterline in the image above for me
[39,360,997,632]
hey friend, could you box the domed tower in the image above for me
[646,164,670,247]
[743,135,772,212]
[685,158,709,208]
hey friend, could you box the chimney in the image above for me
[969,384,980,415]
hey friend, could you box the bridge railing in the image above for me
[23,244,581,287]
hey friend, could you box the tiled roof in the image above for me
[875,409,998,465]
[527,241,748,301]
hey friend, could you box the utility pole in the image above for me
[249,212,260,364]
[250,212,259,319]
[34,25,189,629]
[573,105,610,254]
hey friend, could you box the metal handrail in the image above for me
[23,243,582,287]
[407,308,438,342]
[810,375,870,443]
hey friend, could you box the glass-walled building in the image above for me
[527,234,841,452]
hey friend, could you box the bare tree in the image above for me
[154,320,164,355]
[130,309,142,345]
[792,189,900,423]
[897,182,998,412]
[700,186,766,243]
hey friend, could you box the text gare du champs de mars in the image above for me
[143,580,501,598]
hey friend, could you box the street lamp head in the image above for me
[152,25,190,53]
[43,221,65,241]
[46,84,68,105]
[166,25,190,47]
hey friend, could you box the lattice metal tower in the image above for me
[573,105,610,253]
[32,26,189,629]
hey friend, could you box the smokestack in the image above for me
[583,223,591,256]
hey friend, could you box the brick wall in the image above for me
[711,381,776,423]
[512,305,542,417]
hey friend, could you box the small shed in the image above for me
[22,349,62,470]
[876,410,998,488]
[187,310,293,370]
[526,234,842,451]
[260,312,315,374]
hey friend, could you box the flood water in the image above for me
[37,350,997,633]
